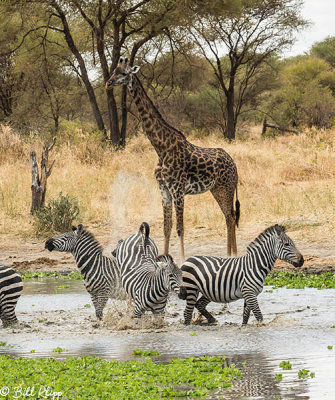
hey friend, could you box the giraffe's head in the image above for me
[105,57,140,89]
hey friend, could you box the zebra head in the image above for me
[45,224,84,252]
[105,57,140,89]
[156,255,187,300]
[273,225,304,268]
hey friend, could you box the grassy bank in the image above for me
[0,355,241,399]
[1,124,335,242]
[19,270,335,289]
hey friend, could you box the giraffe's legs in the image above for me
[155,166,173,254]
[173,193,185,262]
[210,185,237,256]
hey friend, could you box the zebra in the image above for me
[45,224,122,320]
[114,222,187,318]
[0,265,23,327]
[181,224,304,325]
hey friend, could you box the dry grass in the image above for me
[1,124,335,244]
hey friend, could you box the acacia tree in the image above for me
[187,0,307,140]
[43,0,180,146]
[4,0,182,146]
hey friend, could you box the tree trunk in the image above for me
[30,137,56,214]
[225,89,236,141]
[51,1,107,139]
[107,89,121,145]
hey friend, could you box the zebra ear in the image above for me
[274,224,284,235]
[77,224,84,235]
[72,226,77,231]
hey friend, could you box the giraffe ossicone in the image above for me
[106,58,240,261]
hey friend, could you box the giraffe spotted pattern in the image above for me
[106,58,240,261]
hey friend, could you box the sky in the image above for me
[285,0,335,57]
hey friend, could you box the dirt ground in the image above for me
[1,222,335,274]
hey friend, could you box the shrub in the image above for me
[33,192,80,235]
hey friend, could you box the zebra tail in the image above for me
[139,222,150,255]
[235,187,240,228]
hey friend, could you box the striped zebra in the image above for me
[114,222,187,318]
[0,265,23,327]
[45,224,122,320]
[181,225,304,325]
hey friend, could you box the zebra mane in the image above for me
[81,230,103,254]
[246,225,285,253]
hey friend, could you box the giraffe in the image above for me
[106,58,240,261]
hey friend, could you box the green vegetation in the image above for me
[33,193,80,236]
[279,361,292,370]
[310,372,316,378]
[0,342,6,347]
[0,355,242,399]
[190,332,198,336]
[298,369,310,379]
[265,272,335,289]
[327,345,333,350]
[52,347,67,354]
[132,350,161,357]
[21,271,82,280]
[275,373,283,382]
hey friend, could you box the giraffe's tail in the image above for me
[139,222,150,255]
[235,187,240,228]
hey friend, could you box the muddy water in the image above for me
[1,280,335,399]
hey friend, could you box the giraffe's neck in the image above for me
[128,76,186,157]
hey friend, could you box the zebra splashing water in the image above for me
[45,224,122,320]
[182,224,304,325]
[114,222,187,318]
[0,266,23,327]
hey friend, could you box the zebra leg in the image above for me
[91,294,109,320]
[184,289,199,325]
[1,305,18,327]
[134,299,145,318]
[195,296,216,324]
[242,301,251,325]
[243,294,263,323]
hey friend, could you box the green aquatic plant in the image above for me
[310,372,315,378]
[298,369,310,379]
[84,304,91,308]
[52,347,67,353]
[275,373,283,381]
[0,355,242,399]
[190,332,198,336]
[327,345,333,350]
[57,284,70,289]
[0,342,6,347]
[265,271,335,289]
[21,271,82,280]
[132,350,161,356]
[279,361,292,370]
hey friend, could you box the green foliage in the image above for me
[0,342,6,347]
[275,373,283,381]
[279,361,292,370]
[298,369,310,379]
[311,36,335,67]
[265,272,335,289]
[266,57,335,129]
[0,355,242,399]
[52,347,67,354]
[327,345,333,350]
[132,350,161,356]
[33,192,80,236]
[21,271,82,280]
